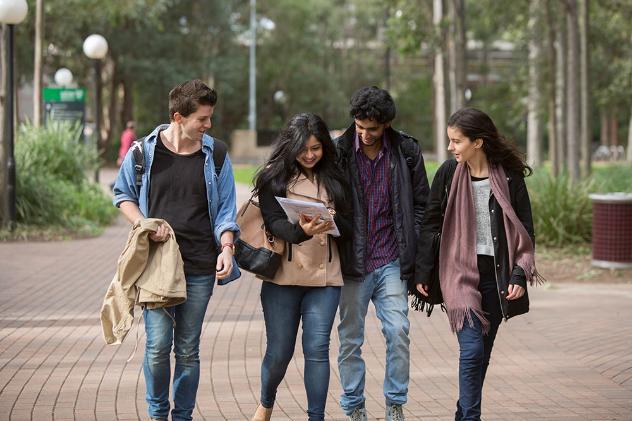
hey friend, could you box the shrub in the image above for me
[527,172,594,247]
[5,122,116,238]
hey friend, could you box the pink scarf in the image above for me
[439,162,540,334]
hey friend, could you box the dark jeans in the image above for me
[260,282,341,421]
[455,255,503,421]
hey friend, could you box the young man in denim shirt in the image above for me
[113,79,240,421]
[334,87,429,421]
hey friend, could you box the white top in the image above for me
[471,178,494,256]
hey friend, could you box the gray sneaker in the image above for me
[385,404,405,421]
[348,406,368,421]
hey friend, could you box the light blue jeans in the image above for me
[337,259,410,414]
[260,282,341,421]
[143,274,214,421]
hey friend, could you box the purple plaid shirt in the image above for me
[355,133,399,273]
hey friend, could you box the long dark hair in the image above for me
[253,113,350,212]
[447,107,533,176]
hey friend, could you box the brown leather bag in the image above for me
[235,196,285,279]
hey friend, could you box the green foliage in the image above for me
[528,171,594,247]
[15,123,96,184]
[591,163,632,193]
[7,123,117,238]
[527,163,632,247]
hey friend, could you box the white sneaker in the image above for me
[385,404,405,421]
[348,406,368,421]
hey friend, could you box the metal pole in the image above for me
[248,0,256,131]
[6,24,17,228]
[94,59,101,183]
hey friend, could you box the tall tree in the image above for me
[545,0,559,175]
[626,110,632,162]
[565,0,581,183]
[447,0,466,113]
[0,25,7,224]
[527,0,543,167]
[555,8,567,172]
[433,0,448,162]
[579,0,591,175]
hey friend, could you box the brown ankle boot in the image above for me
[252,404,273,421]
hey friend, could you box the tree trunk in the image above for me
[565,0,581,183]
[433,0,448,162]
[384,7,392,91]
[545,0,558,175]
[120,78,134,130]
[600,109,608,145]
[579,0,591,176]
[609,114,618,146]
[104,64,119,154]
[555,13,567,172]
[447,0,466,113]
[0,25,7,225]
[627,110,632,161]
[527,0,543,167]
[33,0,44,127]
[609,114,619,159]
[482,41,489,87]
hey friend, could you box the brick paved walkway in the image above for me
[1,170,631,420]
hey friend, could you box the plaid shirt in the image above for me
[355,133,399,273]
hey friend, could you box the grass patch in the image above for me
[232,165,260,186]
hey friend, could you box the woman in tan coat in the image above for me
[251,113,352,421]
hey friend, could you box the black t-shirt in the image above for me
[148,135,217,275]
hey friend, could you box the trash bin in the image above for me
[589,192,632,269]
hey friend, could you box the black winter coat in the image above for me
[414,159,535,320]
[334,124,430,282]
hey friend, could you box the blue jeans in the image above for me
[455,256,503,421]
[260,282,341,421]
[143,274,215,421]
[337,259,410,414]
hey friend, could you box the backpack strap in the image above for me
[398,132,419,169]
[212,139,227,177]
[130,137,147,189]
[131,136,227,190]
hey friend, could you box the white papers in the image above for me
[275,196,340,237]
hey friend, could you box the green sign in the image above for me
[44,87,86,128]
[43,87,86,103]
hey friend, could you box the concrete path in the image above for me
[0,169,630,420]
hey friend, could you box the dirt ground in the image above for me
[539,247,632,283]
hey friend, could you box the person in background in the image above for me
[117,120,136,166]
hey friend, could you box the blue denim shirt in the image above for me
[112,124,241,284]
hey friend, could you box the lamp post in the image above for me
[273,90,286,123]
[54,68,73,87]
[82,34,108,183]
[0,0,28,229]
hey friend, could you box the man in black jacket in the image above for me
[335,86,429,421]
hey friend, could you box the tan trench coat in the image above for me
[100,218,186,345]
[269,174,344,287]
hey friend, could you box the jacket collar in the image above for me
[144,124,217,155]
[338,123,403,154]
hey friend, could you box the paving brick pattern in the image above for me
[1,175,631,420]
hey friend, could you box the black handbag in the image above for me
[234,197,285,280]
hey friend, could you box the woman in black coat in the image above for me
[412,108,542,421]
